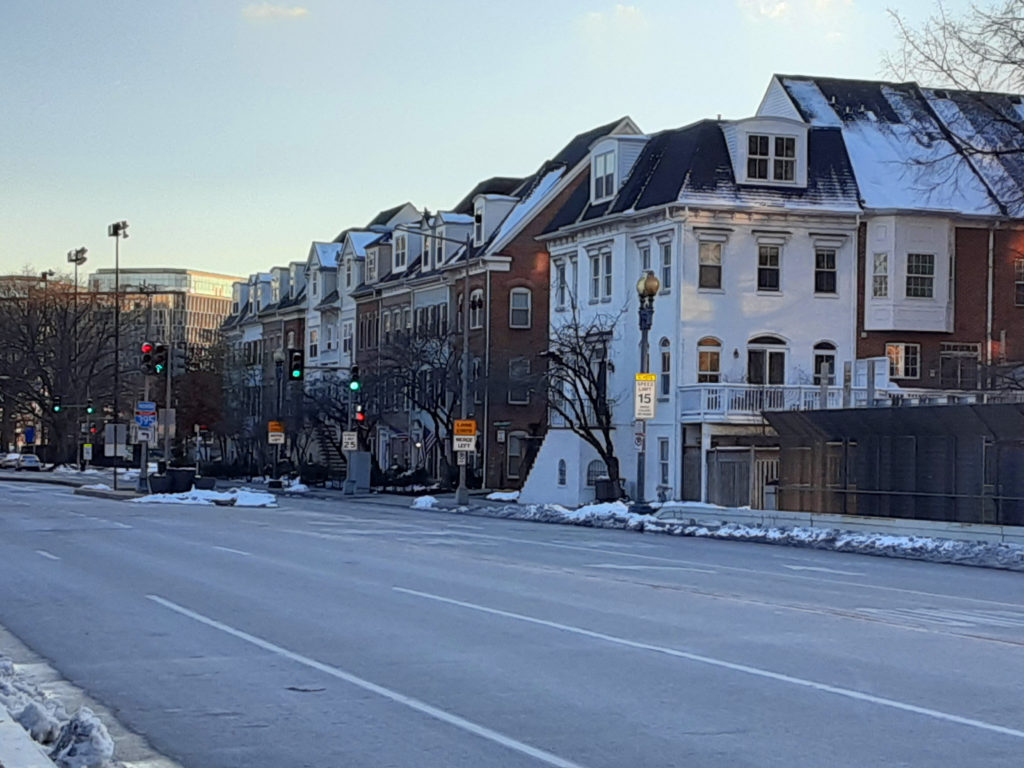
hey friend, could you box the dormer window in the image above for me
[394,235,407,270]
[434,229,444,265]
[593,150,615,200]
[473,203,484,245]
[367,251,377,282]
[747,134,796,182]
[345,260,352,289]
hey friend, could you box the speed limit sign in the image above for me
[634,373,657,420]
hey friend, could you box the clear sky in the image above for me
[1,0,969,280]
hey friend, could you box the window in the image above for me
[815,249,837,294]
[748,336,786,385]
[470,289,485,329]
[508,358,531,404]
[873,252,889,298]
[311,272,319,298]
[557,459,567,486]
[659,438,670,486]
[747,135,769,179]
[286,330,295,349]
[639,243,651,272]
[774,136,796,181]
[747,134,796,182]
[342,322,353,354]
[422,236,432,270]
[473,204,483,244]
[757,245,780,291]
[660,338,671,396]
[699,242,722,289]
[434,229,444,265]
[555,262,567,308]
[586,460,606,486]
[886,343,921,379]
[589,248,612,301]
[698,338,721,383]
[1015,258,1024,306]
[509,288,532,328]
[507,434,526,480]
[593,150,615,200]
[367,252,377,282]
[394,235,407,269]
[309,328,319,358]
[383,312,392,344]
[813,341,837,385]
[660,240,672,290]
[906,253,934,298]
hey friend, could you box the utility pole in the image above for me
[454,232,472,506]
[107,221,128,491]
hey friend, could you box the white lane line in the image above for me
[69,512,132,529]
[146,595,587,768]
[35,550,60,560]
[394,587,1024,742]
[783,565,863,577]
[585,563,717,574]
[212,546,251,556]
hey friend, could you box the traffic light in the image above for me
[89,423,98,435]
[349,365,361,392]
[52,396,62,413]
[354,404,365,422]
[289,349,304,380]
[140,341,155,375]
[153,344,168,375]
[86,399,94,415]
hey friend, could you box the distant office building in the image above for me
[88,268,241,347]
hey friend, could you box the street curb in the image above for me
[72,487,142,501]
[0,474,84,488]
[0,706,56,768]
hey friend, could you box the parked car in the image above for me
[0,452,21,469]
[15,454,42,472]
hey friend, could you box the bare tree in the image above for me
[540,307,624,492]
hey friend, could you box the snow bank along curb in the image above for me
[411,497,1024,572]
[130,487,276,507]
[0,656,115,768]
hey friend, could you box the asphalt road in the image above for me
[0,483,1022,767]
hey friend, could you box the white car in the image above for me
[0,453,20,469]
[15,454,42,471]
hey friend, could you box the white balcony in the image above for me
[678,383,1024,424]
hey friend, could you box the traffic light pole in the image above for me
[137,378,150,493]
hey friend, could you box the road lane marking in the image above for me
[783,565,863,576]
[69,512,132,529]
[394,587,1024,742]
[585,563,717,574]
[35,550,60,560]
[146,594,587,768]
[212,546,251,556]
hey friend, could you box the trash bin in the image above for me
[594,478,620,502]
[147,474,173,494]
[193,476,216,491]
[167,468,196,493]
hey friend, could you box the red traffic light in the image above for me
[355,405,365,422]
[141,341,154,354]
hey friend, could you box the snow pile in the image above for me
[1,655,117,766]
[79,483,112,491]
[53,466,102,477]
[416,499,1024,572]
[486,491,520,502]
[131,487,276,508]
[411,495,439,509]
[284,482,310,494]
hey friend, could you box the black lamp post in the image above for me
[107,221,128,490]
[633,270,660,514]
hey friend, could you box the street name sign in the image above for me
[634,373,657,420]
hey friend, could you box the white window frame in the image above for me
[658,438,670,486]
[593,150,615,201]
[308,328,319,358]
[394,234,407,270]
[872,252,889,298]
[886,343,921,379]
[555,262,567,309]
[698,242,722,290]
[659,338,671,397]
[470,289,485,330]
[757,245,781,292]
[367,252,377,283]
[813,342,837,385]
[906,253,935,298]
[639,241,651,272]
[814,248,837,295]
[473,203,484,245]
[345,260,352,289]
[342,321,353,354]
[507,357,532,405]
[658,237,673,291]
[746,133,797,182]
[697,337,721,383]
[509,288,531,329]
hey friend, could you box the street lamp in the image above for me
[67,247,88,469]
[108,221,128,490]
[633,270,660,514]
[273,348,286,484]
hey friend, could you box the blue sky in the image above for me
[1,0,968,279]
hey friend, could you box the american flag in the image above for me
[422,426,437,454]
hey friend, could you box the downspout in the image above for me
[987,227,994,374]
[483,267,492,488]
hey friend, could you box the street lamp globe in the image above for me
[636,270,660,298]
[273,348,286,364]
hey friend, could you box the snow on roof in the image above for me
[439,212,473,225]
[311,241,341,268]
[490,166,565,246]
[779,77,1003,215]
[343,231,382,257]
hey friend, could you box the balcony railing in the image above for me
[679,383,1024,423]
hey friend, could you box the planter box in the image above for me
[147,474,173,494]
[193,477,216,491]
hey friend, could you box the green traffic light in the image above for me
[53,406,61,413]
[292,369,301,379]
[155,364,165,374]
[86,406,94,414]
[349,380,360,391]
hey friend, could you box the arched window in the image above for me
[586,460,606,486]
[557,459,567,486]
[509,288,532,329]
[697,337,721,383]
[813,341,837,385]
[747,335,786,385]
[470,289,485,329]
[659,337,671,396]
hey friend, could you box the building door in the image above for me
[940,343,980,389]
[747,336,786,385]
